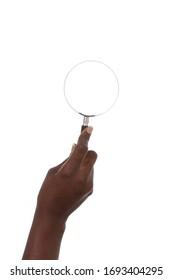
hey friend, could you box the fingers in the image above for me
[70,143,76,154]
[77,126,93,148]
[48,159,68,175]
[81,150,97,176]
[60,127,94,175]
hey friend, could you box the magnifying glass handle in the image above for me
[81,116,89,132]
[81,125,88,132]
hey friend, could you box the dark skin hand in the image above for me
[22,127,97,260]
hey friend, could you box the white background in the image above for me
[0,0,173,278]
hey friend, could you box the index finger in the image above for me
[60,127,93,174]
[77,126,93,148]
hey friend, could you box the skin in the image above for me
[22,127,97,260]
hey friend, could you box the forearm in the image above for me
[22,206,66,260]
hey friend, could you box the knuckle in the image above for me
[88,189,93,196]
[76,173,86,184]
[47,167,56,175]
[59,167,72,177]
[90,150,97,156]
[76,144,88,154]
[88,150,98,159]
[74,188,85,197]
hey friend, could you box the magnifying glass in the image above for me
[64,60,119,131]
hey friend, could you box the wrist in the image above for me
[22,206,66,260]
[34,204,66,233]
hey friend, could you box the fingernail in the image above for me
[71,143,76,153]
[86,126,93,135]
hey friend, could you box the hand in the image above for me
[37,126,97,222]
[22,126,97,260]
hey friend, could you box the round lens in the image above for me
[64,60,119,117]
